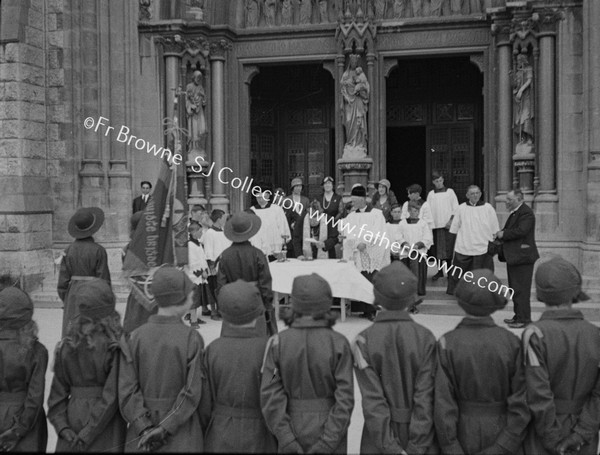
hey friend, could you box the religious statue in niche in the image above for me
[282,0,293,24]
[299,0,313,24]
[341,54,370,159]
[246,0,260,27]
[512,52,534,154]
[185,70,207,154]
[264,0,276,25]
[393,0,406,18]
[319,0,329,23]
[373,0,387,19]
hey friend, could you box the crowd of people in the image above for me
[0,174,596,454]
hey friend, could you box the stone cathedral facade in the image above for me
[0,0,599,298]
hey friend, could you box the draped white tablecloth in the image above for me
[268,258,374,304]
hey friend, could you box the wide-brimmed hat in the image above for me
[0,287,33,329]
[455,269,508,316]
[535,256,590,305]
[373,262,418,310]
[76,278,116,320]
[351,184,367,198]
[68,207,105,239]
[151,266,195,308]
[291,273,332,315]
[224,212,262,243]
[290,177,303,189]
[378,179,391,191]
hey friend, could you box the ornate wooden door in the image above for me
[285,130,329,202]
[426,123,474,202]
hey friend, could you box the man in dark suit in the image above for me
[132,181,152,213]
[496,189,539,328]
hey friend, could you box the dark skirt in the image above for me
[432,228,454,261]
[192,283,216,310]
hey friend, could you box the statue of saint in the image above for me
[319,0,329,23]
[246,0,260,27]
[185,70,207,152]
[374,0,387,19]
[264,0,276,25]
[282,0,293,24]
[512,53,534,148]
[341,55,370,159]
[299,0,312,24]
[393,0,407,17]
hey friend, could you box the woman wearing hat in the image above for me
[58,207,111,337]
[0,287,48,452]
[434,269,529,454]
[283,178,310,257]
[48,278,126,452]
[371,179,398,222]
[320,176,343,258]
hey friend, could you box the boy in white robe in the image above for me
[250,184,291,260]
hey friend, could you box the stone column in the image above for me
[491,12,513,204]
[335,54,345,183]
[366,52,377,177]
[533,10,560,229]
[209,39,232,212]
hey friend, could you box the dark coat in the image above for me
[261,318,354,453]
[132,195,150,213]
[119,315,208,453]
[217,241,277,336]
[203,321,277,453]
[352,311,438,454]
[57,238,111,336]
[500,203,539,266]
[522,309,600,455]
[47,335,126,452]
[321,193,344,258]
[0,331,48,453]
[435,317,530,454]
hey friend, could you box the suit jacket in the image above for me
[501,203,539,266]
[132,195,150,213]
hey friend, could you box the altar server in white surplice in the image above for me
[250,183,291,261]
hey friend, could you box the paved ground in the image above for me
[35,294,600,453]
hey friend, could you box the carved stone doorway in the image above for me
[250,64,335,202]
[386,57,483,203]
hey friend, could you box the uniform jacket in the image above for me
[119,315,208,453]
[57,238,111,336]
[352,311,438,454]
[0,331,48,452]
[261,318,354,453]
[501,203,539,266]
[47,334,126,452]
[435,317,530,455]
[203,320,277,453]
[522,309,600,455]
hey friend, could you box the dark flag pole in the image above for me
[122,87,189,309]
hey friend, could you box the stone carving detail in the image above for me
[341,54,370,159]
[156,35,210,58]
[336,2,376,55]
[244,0,335,27]
[246,0,260,27]
[209,39,233,59]
[511,51,534,154]
[139,0,151,20]
[185,70,207,155]
[187,0,205,21]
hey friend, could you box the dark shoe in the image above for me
[201,308,212,316]
[503,317,518,324]
[210,314,222,321]
[191,319,206,329]
[432,271,444,281]
[183,313,191,322]
[408,305,419,314]
[507,321,527,329]
[414,298,424,306]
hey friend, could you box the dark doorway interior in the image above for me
[386,57,483,203]
[250,64,335,202]
[386,126,426,204]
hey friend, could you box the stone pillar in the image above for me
[533,10,560,230]
[209,39,232,212]
[335,54,345,184]
[491,12,513,204]
[366,52,377,177]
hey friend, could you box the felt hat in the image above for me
[218,279,264,325]
[290,273,332,315]
[535,256,590,305]
[455,269,508,316]
[0,287,33,330]
[290,177,303,189]
[373,262,418,310]
[322,176,334,185]
[76,278,116,321]
[68,207,105,239]
[378,179,391,191]
[351,184,367,198]
[224,212,262,243]
[151,266,195,308]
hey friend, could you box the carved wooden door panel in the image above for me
[426,124,474,202]
[285,130,329,201]
[250,132,276,185]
